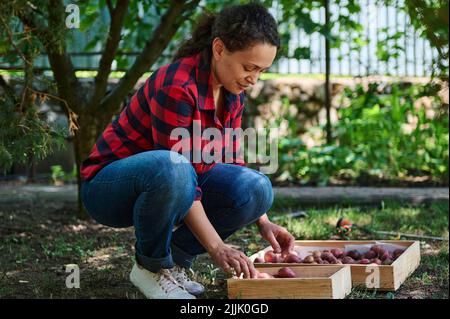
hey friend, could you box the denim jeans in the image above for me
[80,150,274,273]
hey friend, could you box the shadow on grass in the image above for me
[0,197,448,299]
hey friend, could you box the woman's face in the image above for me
[211,38,277,95]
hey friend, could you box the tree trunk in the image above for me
[73,112,107,219]
[26,152,36,184]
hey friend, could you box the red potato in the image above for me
[275,255,285,263]
[341,256,355,264]
[302,255,315,264]
[314,257,324,264]
[331,248,344,259]
[370,244,383,255]
[254,257,265,264]
[330,256,339,263]
[312,251,322,258]
[358,258,371,264]
[379,251,391,262]
[370,258,382,265]
[321,252,335,262]
[256,272,274,279]
[363,250,377,260]
[328,257,341,264]
[377,248,388,258]
[347,250,361,260]
[322,260,330,264]
[277,267,297,278]
[264,250,277,263]
[284,253,302,263]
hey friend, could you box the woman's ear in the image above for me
[212,37,225,61]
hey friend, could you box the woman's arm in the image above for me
[183,201,223,253]
[183,200,257,278]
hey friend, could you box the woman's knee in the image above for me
[234,171,274,220]
[136,151,197,193]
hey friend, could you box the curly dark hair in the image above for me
[172,2,280,61]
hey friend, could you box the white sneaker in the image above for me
[129,263,196,299]
[171,265,205,296]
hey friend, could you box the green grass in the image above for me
[209,197,449,299]
[260,197,449,241]
[0,197,448,299]
[41,235,96,259]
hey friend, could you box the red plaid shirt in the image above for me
[80,49,246,201]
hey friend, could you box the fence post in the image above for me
[325,0,332,144]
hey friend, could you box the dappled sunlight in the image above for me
[86,246,130,270]
[0,196,448,298]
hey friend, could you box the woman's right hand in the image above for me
[208,242,257,279]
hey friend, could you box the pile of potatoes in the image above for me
[254,245,405,266]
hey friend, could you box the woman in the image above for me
[80,2,295,299]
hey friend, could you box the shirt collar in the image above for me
[195,48,238,112]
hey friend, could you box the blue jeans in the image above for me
[80,150,274,273]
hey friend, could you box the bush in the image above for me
[273,82,449,185]
[51,164,77,185]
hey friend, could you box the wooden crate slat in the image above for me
[227,265,352,299]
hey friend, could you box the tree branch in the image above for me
[17,0,82,113]
[90,0,130,110]
[407,0,448,57]
[0,16,32,66]
[99,0,201,115]
[106,0,114,17]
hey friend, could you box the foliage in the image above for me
[50,164,77,184]
[272,82,449,185]
[401,0,449,78]
[0,0,70,174]
[0,98,68,174]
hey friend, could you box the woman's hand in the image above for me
[183,201,257,279]
[257,220,295,257]
[208,243,257,279]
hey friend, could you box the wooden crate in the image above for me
[252,240,421,291]
[227,265,352,299]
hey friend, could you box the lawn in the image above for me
[0,196,448,299]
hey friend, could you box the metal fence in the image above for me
[271,0,439,76]
[1,0,440,77]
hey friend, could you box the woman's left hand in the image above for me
[257,221,295,257]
